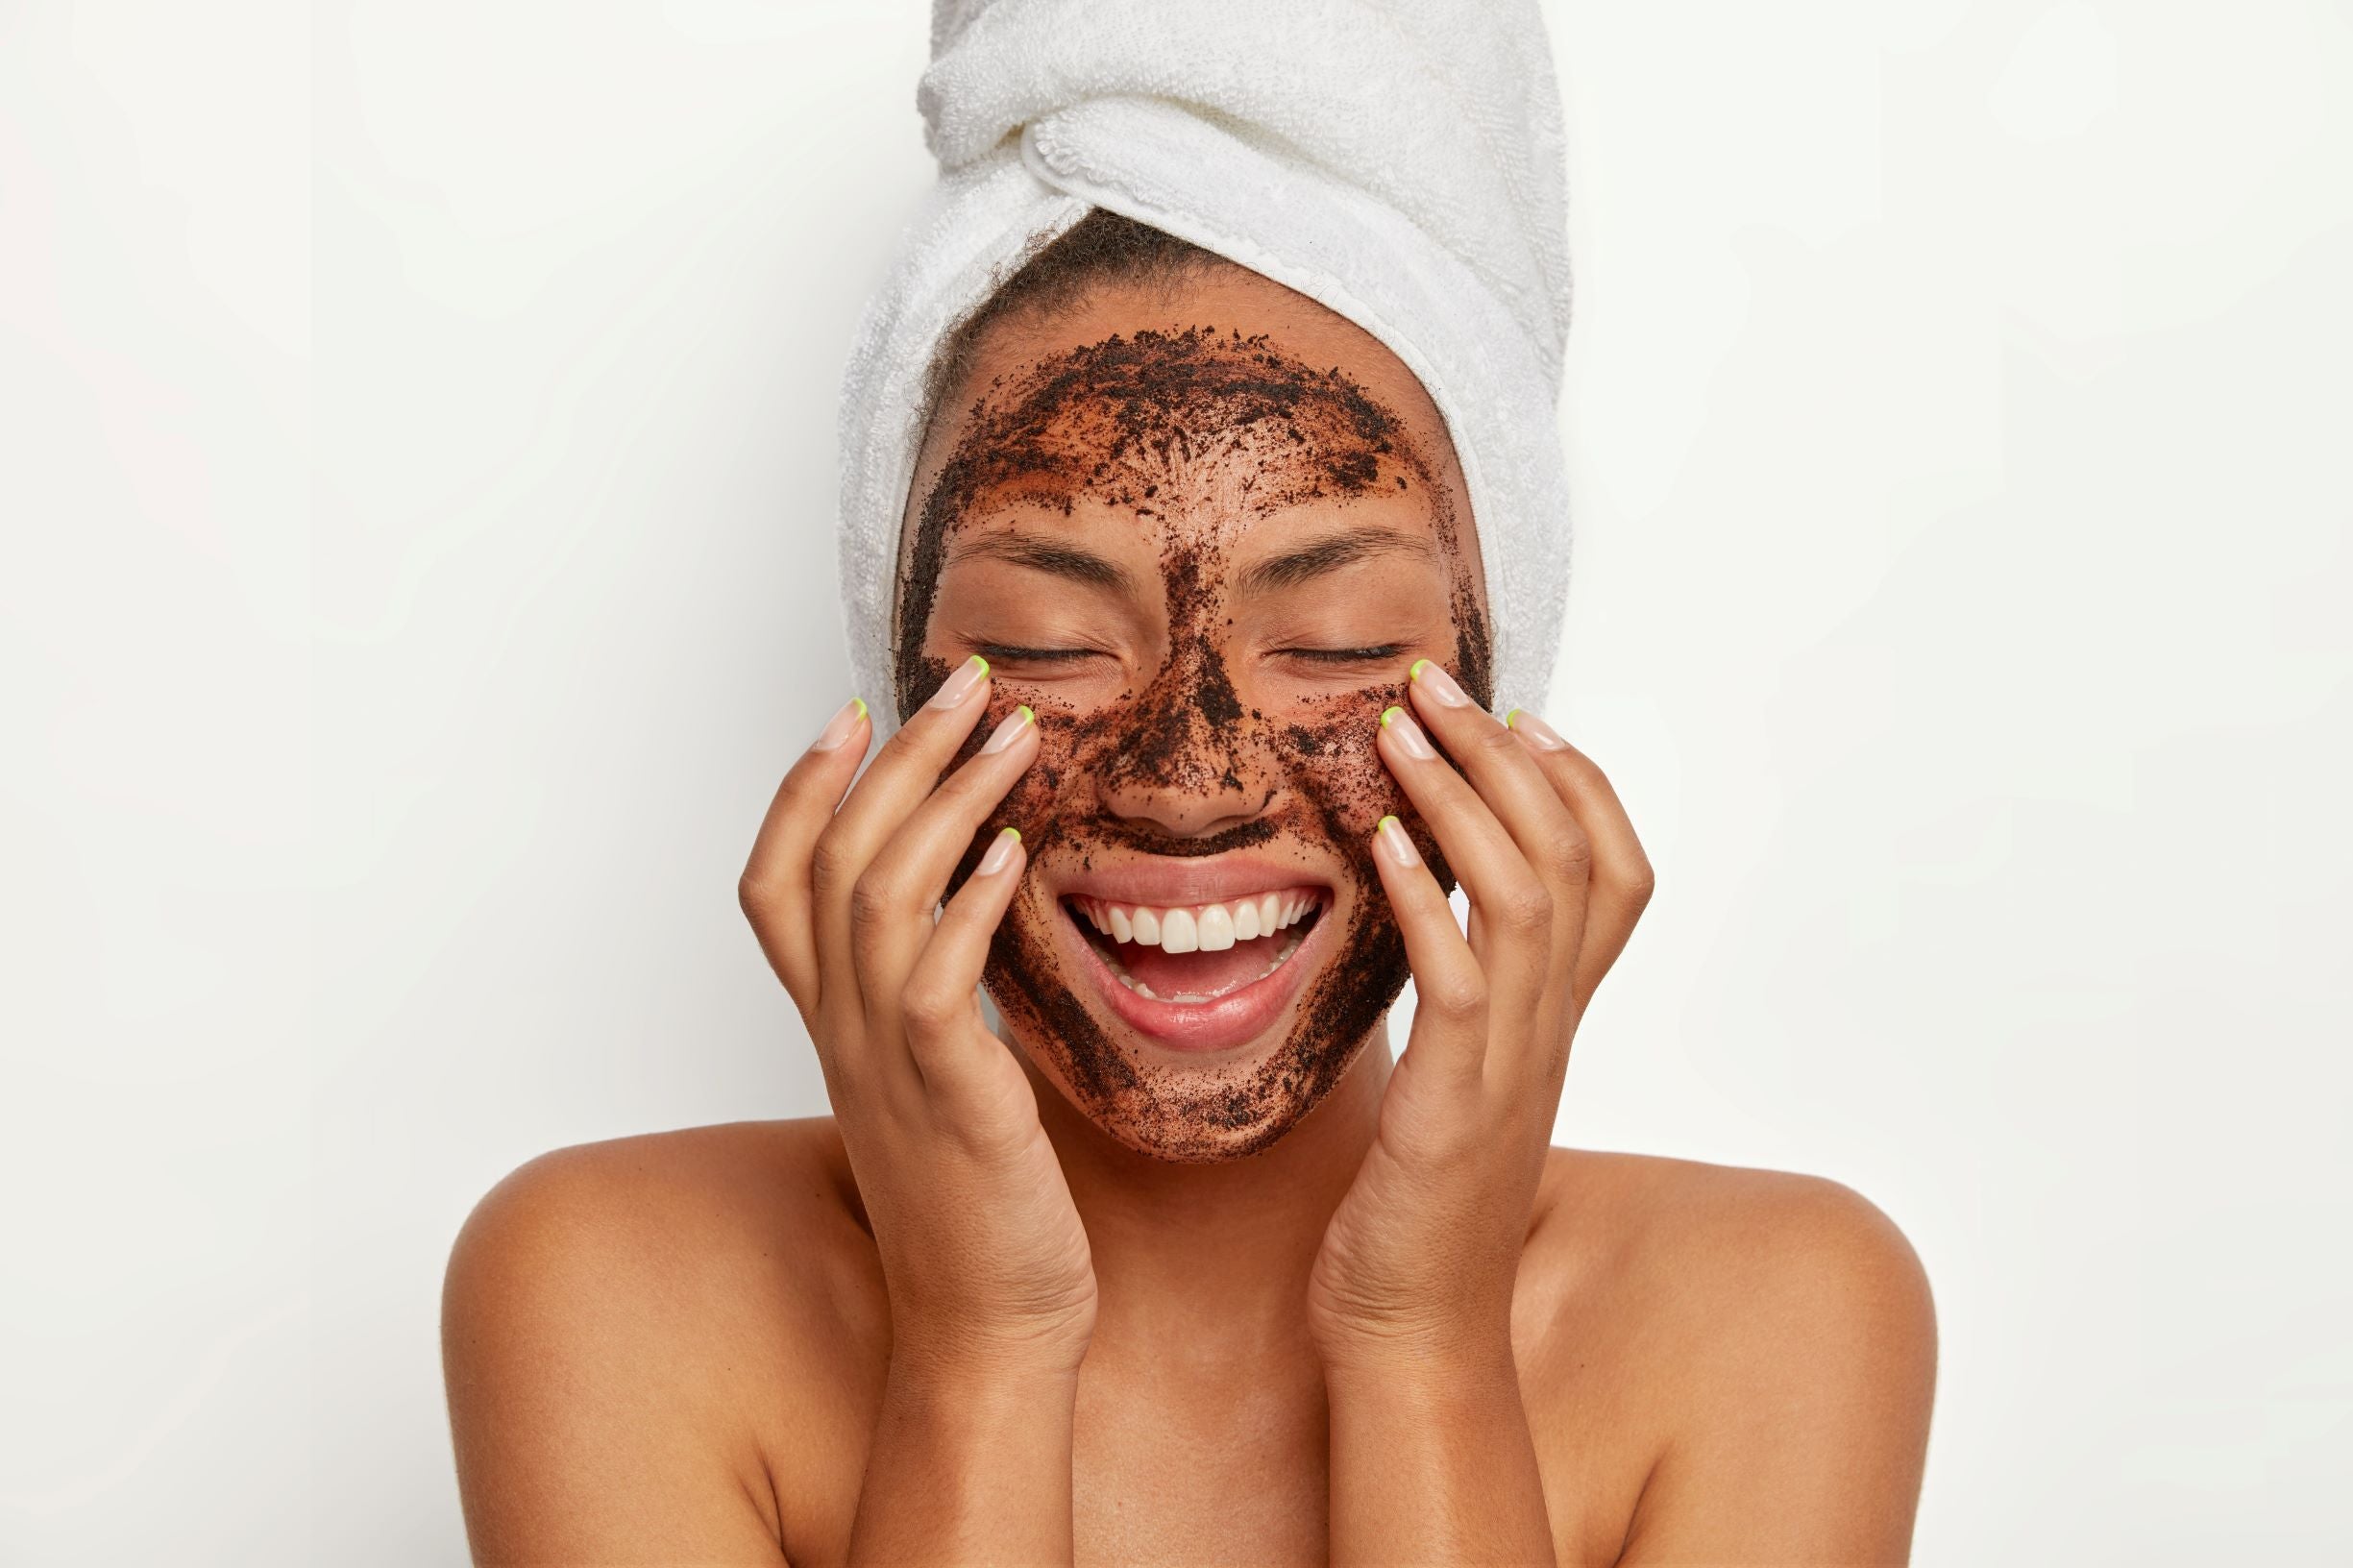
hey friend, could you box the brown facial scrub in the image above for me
[899,325,1491,1162]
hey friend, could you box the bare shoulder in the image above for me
[441,1118,881,1564]
[1521,1149,1937,1564]
[1536,1147,1933,1331]
[443,1118,879,1361]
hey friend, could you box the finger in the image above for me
[853,703,1041,1009]
[738,696,873,1007]
[1505,708,1654,1004]
[898,825,1030,1103]
[1406,660,1594,973]
[1375,702,1552,1014]
[1368,814,1489,1089]
[810,653,995,998]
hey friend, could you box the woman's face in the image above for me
[898,268,1491,1162]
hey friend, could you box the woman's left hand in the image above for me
[1308,661,1654,1368]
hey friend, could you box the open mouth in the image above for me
[1066,888,1328,1001]
[1057,885,1334,1053]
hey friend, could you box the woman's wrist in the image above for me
[886,1335,1086,1397]
[1310,1286,1517,1383]
[1316,1327,1521,1406]
[887,1305,1094,1387]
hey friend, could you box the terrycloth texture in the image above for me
[838,0,1575,734]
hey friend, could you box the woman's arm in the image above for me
[848,1356,1079,1561]
[1315,665,1654,1563]
[1319,665,1933,1562]
[1324,1340,1556,1561]
[739,669,1093,1563]
[444,671,1095,1566]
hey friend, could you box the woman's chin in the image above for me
[1008,888,1373,1162]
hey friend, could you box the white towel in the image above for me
[837,0,1574,734]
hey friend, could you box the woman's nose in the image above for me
[1099,762,1269,843]
[1092,652,1275,842]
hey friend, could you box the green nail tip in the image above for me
[851,697,868,720]
[1504,707,1523,728]
[971,653,990,676]
[1001,826,1021,843]
[1381,704,1405,727]
[1377,814,1400,833]
[1016,703,1034,724]
[1409,658,1432,681]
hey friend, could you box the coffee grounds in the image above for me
[900,327,1488,1161]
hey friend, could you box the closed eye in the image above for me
[1279,644,1407,664]
[971,643,1105,665]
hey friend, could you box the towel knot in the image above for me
[918,0,1572,385]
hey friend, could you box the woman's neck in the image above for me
[1028,1024,1394,1355]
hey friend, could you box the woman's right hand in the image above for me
[737,655,1096,1379]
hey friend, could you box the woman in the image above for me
[443,8,1934,1563]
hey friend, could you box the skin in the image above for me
[441,267,1937,1565]
[898,318,1490,1162]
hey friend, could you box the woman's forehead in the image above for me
[951,333,1422,496]
[908,271,1470,544]
[919,336,1464,616]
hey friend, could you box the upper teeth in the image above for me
[1074,891,1319,954]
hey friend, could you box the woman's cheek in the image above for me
[1271,683,1460,898]
[1285,742,1403,837]
[986,692,1112,836]
[1273,682,1411,827]
[936,688,1069,899]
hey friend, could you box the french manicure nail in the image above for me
[1380,704,1436,761]
[928,653,990,709]
[1409,659,1471,707]
[976,825,1022,876]
[979,704,1035,754]
[1505,707,1569,749]
[811,696,868,751]
[1374,814,1421,867]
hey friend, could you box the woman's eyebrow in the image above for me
[946,533,1136,592]
[1238,526,1436,596]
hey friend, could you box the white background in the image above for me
[3,0,2346,1561]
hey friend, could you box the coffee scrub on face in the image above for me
[901,325,1491,1161]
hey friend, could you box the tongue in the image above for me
[1118,929,1289,999]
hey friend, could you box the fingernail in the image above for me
[1374,814,1421,867]
[1409,659,1471,707]
[811,696,868,751]
[978,703,1034,754]
[928,653,990,709]
[1505,707,1568,749]
[976,825,1022,877]
[1380,704,1436,761]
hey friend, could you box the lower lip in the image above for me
[1061,898,1331,1054]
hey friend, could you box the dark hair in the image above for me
[919,208,1233,432]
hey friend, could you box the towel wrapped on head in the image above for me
[837,0,1576,735]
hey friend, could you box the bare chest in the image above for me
[1070,1360,1330,1566]
[769,1343,1646,1567]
